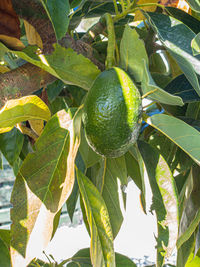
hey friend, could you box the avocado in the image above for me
[82,67,142,158]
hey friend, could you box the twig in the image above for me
[17,123,39,141]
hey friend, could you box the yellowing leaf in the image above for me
[29,119,44,136]
[24,20,43,48]
[0,35,25,50]
[134,0,159,21]
[0,65,10,73]
[0,95,51,133]
[10,108,82,266]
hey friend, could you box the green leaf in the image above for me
[64,248,136,267]
[177,166,200,249]
[120,25,148,82]
[186,102,200,120]
[70,0,82,9]
[0,238,10,267]
[49,96,69,115]
[166,7,200,34]
[101,156,128,238]
[146,114,200,165]
[21,44,100,90]
[145,12,200,96]
[0,43,100,91]
[125,145,146,213]
[115,252,137,267]
[10,108,82,266]
[0,229,11,249]
[177,230,197,267]
[47,80,66,103]
[88,159,105,193]
[141,62,184,106]
[0,151,2,169]
[0,95,51,133]
[164,74,200,103]
[66,152,85,221]
[185,251,200,267]
[138,141,179,266]
[79,128,101,168]
[0,230,11,267]
[76,168,115,267]
[51,209,62,240]
[0,128,24,166]
[148,131,176,168]
[65,248,92,266]
[39,0,70,40]
[192,33,200,56]
[186,0,200,13]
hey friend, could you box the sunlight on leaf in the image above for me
[76,168,115,267]
[101,156,128,238]
[192,33,200,56]
[141,61,184,106]
[145,12,200,96]
[120,25,148,83]
[139,141,179,266]
[10,107,82,266]
[146,114,200,165]
[0,95,51,133]
[134,0,159,21]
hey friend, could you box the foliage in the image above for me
[0,0,200,266]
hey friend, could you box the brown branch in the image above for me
[0,63,56,107]
[0,1,107,108]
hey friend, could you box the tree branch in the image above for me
[0,0,106,108]
[0,63,56,107]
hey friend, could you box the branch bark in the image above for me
[0,0,106,108]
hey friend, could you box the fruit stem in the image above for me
[100,13,116,70]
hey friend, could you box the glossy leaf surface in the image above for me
[125,145,146,213]
[0,127,24,166]
[139,141,179,266]
[0,95,51,133]
[76,168,115,267]
[101,156,128,238]
[79,128,101,168]
[192,33,200,56]
[186,0,200,13]
[39,0,70,40]
[20,44,100,90]
[120,25,148,82]
[164,74,200,103]
[166,7,200,34]
[10,108,82,266]
[141,62,184,106]
[0,43,100,91]
[177,166,200,249]
[146,114,200,165]
[145,12,200,96]
[64,248,136,266]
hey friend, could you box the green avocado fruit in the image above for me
[82,67,142,158]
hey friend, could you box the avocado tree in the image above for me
[0,0,200,266]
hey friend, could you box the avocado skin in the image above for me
[82,67,142,158]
